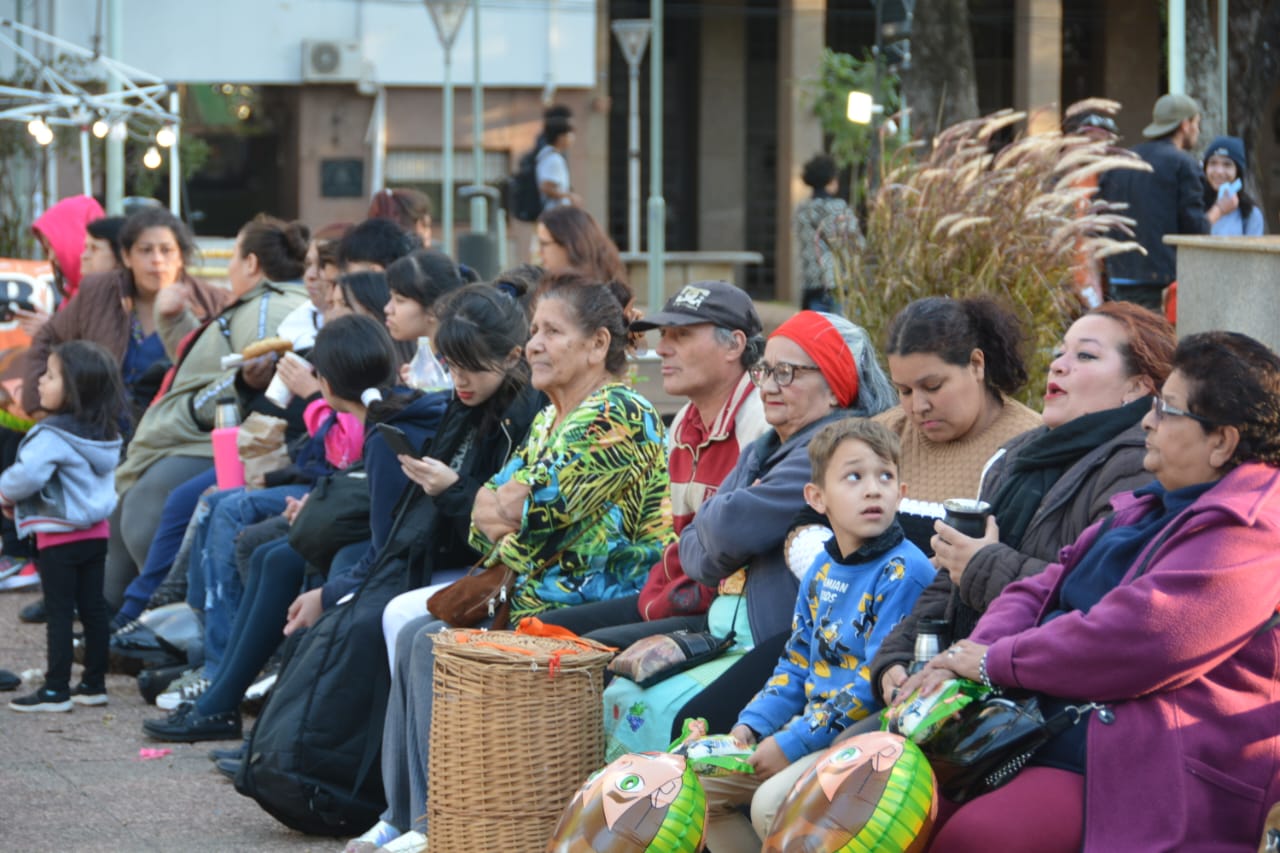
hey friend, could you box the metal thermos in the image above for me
[908,618,950,674]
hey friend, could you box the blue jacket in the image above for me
[737,524,933,762]
[321,391,448,607]
[0,416,121,536]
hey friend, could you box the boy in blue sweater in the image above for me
[702,417,935,849]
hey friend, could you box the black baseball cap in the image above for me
[631,280,763,337]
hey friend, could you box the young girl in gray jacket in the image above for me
[2,341,125,712]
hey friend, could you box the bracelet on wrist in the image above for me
[978,652,1000,692]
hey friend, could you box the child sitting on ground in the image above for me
[701,417,935,850]
[3,341,126,712]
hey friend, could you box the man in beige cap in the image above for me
[1098,92,1210,311]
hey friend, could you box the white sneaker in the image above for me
[156,667,210,711]
[243,670,277,703]
[376,831,427,853]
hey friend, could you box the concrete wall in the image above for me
[1171,235,1280,351]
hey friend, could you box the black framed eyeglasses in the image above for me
[1151,396,1217,427]
[749,361,823,388]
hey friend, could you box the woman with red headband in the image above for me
[603,310,897,756]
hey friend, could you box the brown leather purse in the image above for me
[427,561,515,630]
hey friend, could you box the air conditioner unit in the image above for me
[301,40,362,83]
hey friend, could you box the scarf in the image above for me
[989,396,1150,550]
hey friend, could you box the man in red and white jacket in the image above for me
[539,280,767,645]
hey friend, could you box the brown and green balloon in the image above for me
[546,752,708,853]
[764,731,936,853]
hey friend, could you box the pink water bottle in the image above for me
[212,397,245,489]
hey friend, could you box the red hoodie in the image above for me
[31,195,104,301]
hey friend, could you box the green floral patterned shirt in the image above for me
[469,382,674,619]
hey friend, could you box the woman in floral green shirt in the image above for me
[469,273,672,620]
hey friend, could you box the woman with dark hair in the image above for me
[24,206,226,421]
[1202,135,1266,236]
[81,216,126,277]
[878,296,1043,552]
[535,205,627,284]
[383,249,466,390]
[102,214,310,611]
[344,284,547,852]
[794,152,856,311]
[367,187,433,247]
[871,302,1177,708]
[344,273,669,853]
[917,331,1280,851]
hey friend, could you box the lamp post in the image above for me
[646,0,665,314]
[469,0,486,237]
[610,19,650,255]
[424,0,470,256]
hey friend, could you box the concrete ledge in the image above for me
[621,251,764,309]
[1167,236,1280,350]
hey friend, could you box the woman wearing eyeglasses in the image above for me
[871,303,1175,712]
[877,296,1043,553]
[913,330,1280,851]
[604,310,897,755]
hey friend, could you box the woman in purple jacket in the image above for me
[917,331,1280,852]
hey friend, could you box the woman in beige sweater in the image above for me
[876,296,1042,552]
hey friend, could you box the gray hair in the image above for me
[817,312,898,417]
[713,325,766,369]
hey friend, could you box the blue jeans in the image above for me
[116,468,217,623]
[187,485,308,680]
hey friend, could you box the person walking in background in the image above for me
[4,342,126,713]
[793,153,856,312]
[1201,135,1266,236]
[537,116,581,210]
[1098,93,1210,312]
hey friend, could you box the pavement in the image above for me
[0,585,330,852]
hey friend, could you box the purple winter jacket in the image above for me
[971,462,1280,852]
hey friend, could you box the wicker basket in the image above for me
[428,629,614,853]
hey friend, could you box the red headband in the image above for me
[769,311,859,407]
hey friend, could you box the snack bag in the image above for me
[668,717,755,776]
[884,678,993,744]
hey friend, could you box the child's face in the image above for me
[805,438,904,549]
[38,353,66,412]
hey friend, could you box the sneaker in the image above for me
[376,830,428,853]
[0,555,28,581]
[0,561,38,592]
[9,687,72,713]
[0,669,19,691]
[18,598,46,624]
[207,743,246,763]
[70,683,108,706]
[156,667,210,711]
[142,702,242,743]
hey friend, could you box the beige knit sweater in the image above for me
[876,398,1043,509]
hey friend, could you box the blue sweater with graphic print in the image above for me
[736,522,934,761]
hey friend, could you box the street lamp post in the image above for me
[469,0,487,237]
[424,0,470,257]
[646,0,665,314]
[610,19,650,255]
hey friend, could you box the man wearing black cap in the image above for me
[1098,92,1211,311]
[538,281,768,645]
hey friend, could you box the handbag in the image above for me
[287,465,372,572]
[426,561,515,630]
[921,692,1101,804]
[607,595,743,688]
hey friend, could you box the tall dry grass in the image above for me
[834,104,1151,406]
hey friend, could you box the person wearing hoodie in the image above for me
[3,341,126,713]
[31,194,105,305]
[1201,134,1266,236]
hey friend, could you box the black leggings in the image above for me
[669,630,790,739]
[40,538,110,693]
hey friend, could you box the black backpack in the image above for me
[508,143,544,222]
[234,489,436,836]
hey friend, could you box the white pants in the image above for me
[380,567,467,669]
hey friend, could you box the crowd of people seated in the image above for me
[1,183,1278,853]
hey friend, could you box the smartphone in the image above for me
[375,422,419,457]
